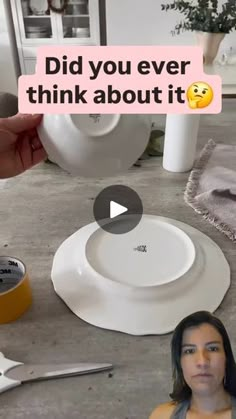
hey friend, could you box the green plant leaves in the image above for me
[161,0,236,34]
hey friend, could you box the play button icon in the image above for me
[110,201,127,218]
[93,185,143,234]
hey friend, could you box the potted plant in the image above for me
[161,0,236,64]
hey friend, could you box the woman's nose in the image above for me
[196,350,210,365]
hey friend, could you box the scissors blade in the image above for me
[6,363,113,383]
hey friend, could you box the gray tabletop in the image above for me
[1,104,236,419]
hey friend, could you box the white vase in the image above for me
[163,114,200,173]
[196,31,225,65]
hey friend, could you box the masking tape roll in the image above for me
[0,256,32,324]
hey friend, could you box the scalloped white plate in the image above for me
[51,215,230,335]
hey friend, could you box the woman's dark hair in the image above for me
[169,311,236,402]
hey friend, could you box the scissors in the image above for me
[0,352,113,394]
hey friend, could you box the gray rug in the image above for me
[185,139,236,243]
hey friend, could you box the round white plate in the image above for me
[37,114,151,178]
[51,215,230,335]
[86,217,195,287]
[70,114,121,137]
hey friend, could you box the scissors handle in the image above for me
[0,352,22,394]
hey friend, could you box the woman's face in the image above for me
[180,323,226,396]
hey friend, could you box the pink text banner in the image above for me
[18,45,222,114]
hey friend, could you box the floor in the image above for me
[0,99,236,419]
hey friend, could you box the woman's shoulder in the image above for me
[149,401,178,419]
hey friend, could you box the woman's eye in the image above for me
[183,348,194,354]
[208,346,219,352]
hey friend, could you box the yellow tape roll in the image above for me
[0,256,32,324]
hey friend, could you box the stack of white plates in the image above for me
[26,25,50,38]
[51,215,230,335]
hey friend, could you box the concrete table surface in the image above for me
[0,99,236,419]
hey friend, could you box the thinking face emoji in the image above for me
[187,82,213,109]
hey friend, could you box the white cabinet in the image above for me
[9,0,101,75]
[24,58,37,74]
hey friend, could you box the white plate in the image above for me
[86,218,195,287]
[37,114,151,178]
[51,215,230,335]
[70,114,121,137]
[26,32,50,38]
[26,26,50,32]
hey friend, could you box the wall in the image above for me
[1,0,236,94]
[106,0,236,56]
[0,1,18,94]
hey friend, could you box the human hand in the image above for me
[0,113,47,179]
[188,98,202,109]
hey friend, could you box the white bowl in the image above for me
[29,0,48,15]
[37,114,152,177]
[51,215,230,335]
